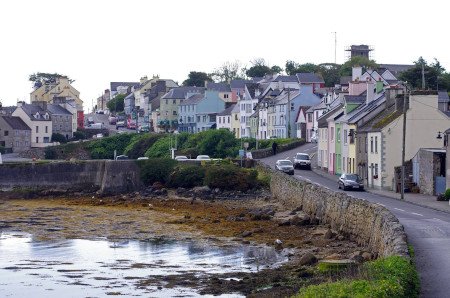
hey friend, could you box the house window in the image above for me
[307,114,312,122]
[344,129,347,144]
[375,163,379,177]
[227,116,230,124]
[203,115,207,122]
[331,127,334,141]
[197,116,200,122]
[173,111,177,115]
[219,117,221,124]
[291,102,294,111]
[224,94,229,99]
[36,137,39,143]
[370,137,374,153]
[165,99,168,105]
[15,130,19,136]
[45,126,48,133]
[337,128,340,142]
[375,136,378,153]
[4,130,8,136]
[349,129,355,144]
[16,141,19,147]
[173,100,176,104]
[43,137,50,143]
[365,137,368,153]
[36,126,39,133]
[25,141,29,147]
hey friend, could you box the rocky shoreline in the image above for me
[0,190,375,296]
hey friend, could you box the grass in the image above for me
[294,256,420,298]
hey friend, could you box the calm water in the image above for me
[0,232,287,297]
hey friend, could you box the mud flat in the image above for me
[0,192,371,296]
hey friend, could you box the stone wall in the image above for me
[258,163,409,257]
[0,160,141,194]
[251,139,306,159]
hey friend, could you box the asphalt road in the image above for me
[85,113,136,135]
[261,142,450,298]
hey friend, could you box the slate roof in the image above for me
[438,91,449,103]
[0,116,31,130]
[378,64,414,76]
[344,95,366,104]
[181,94,204,105]
[217,104,236,116]
[162,87,205,99]
[207,82,231,92]
[273,75,298,82]
[296,73,325,84]
[20,104,51,121]
[110,82,139,92]
[348,93,386,124]
[46,104,72,115]
[230,80,251,89]
[340,76,352,85]
[245,83,259,99]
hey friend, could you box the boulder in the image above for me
[299,252,317,266]
[323,229,333,239]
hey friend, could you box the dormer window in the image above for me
[44,113,49,120]
[34,112,40,119]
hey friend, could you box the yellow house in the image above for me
[31,77,83,111]
[231,103,240,138]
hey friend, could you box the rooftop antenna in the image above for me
[332,32,337,64]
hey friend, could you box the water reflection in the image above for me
[0,232,287,297]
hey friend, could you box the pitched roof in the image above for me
[273,75,298,82]
[217,104,236,116]
[340,76,352,85]
[20,104,51,121]
[46,104,72,115]
[245,83,259,99]
[378,64,414,76]
[438,91,449,103]
[162,87,205,99]
[0,116,31,130]
[230,80,251,89]
[296,73,325,84]
[110,82,139,92]
[344,95,366,104]
[207,82,231,92]
[181,94,204,105]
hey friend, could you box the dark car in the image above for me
[275,160,295,175]
[338,173,364,191]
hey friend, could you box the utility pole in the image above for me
[287,87,291,138]
[400,85,408,200]
[421,63,426,90]
[332,32,337,64]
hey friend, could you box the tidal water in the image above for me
[0,232,287,297]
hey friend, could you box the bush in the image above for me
[51,133,68,143]
[73,130,87,140]
[444,188,450,201]
[295,256,419,298]
[137,158,177,186]
[44,147,57,160]
[85,133,135,159]
[144,136,173,158]
[124,134,163,159]
[204,164,258,191]
[167,164,205,188]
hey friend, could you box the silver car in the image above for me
[293,153,311,170]
[338,173,364,191]
[275,160,295,175]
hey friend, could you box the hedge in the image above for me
[204,164,258,191]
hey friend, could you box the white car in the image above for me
[175,155,189,161]
[275,160,295,175]
[137,157,149,160]
[196,155,211,161]
[293,153,311,170]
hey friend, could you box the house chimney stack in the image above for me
[352,66,362,81]
[366,79,375,104]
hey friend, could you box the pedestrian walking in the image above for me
[272,141,278,155]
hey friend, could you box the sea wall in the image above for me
[258,163,409,257]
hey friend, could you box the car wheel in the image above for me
[338,183,341,189]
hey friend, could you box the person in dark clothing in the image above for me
[272,141,278,155]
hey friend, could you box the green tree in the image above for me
[340,56,378,76]
[29,72,73,84]
[51,133,68,143]
[245,58,282,78]
[317,63,341,87]
[107,94,125,113]
[398,57,448,90]
[285,61,318,75]
[183,71,213,87]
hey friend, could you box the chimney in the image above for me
[140,76,148,85]
[352,66,362,81]
[385,86,403,109]
[366,79,375,104]
[35,101,47,111]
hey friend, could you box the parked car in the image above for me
[116,121,125,129]
[338,173,364,191]
[293,153,311,169]
[115,155,129,160]
[127,121,137,130]
[108,116,117,125]
[97,110,104,114]
[87,117,94,124]
[196,155,211,161]
[137,157,149,160]
[175,155,189,161]
[95,133,103,138]
[86,122,105,129]
[275,159,295,175]
[139,125,150,133]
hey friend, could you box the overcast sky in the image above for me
[0,0,448,111]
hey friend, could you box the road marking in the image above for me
[394,208,405,212]
[410,212,423,217]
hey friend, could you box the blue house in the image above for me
[178,90,226,133]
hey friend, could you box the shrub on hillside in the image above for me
[144,136,173,158]
[73,130,87,140]
[444,188,450,201]
[44,147,57,160]
[85,133,135,159]
[182,130,239,158]
[204,164,258,191]
[167,164,205,188]
[137,158,177,186]
[124,134,163,159]
[51,133,68,143]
